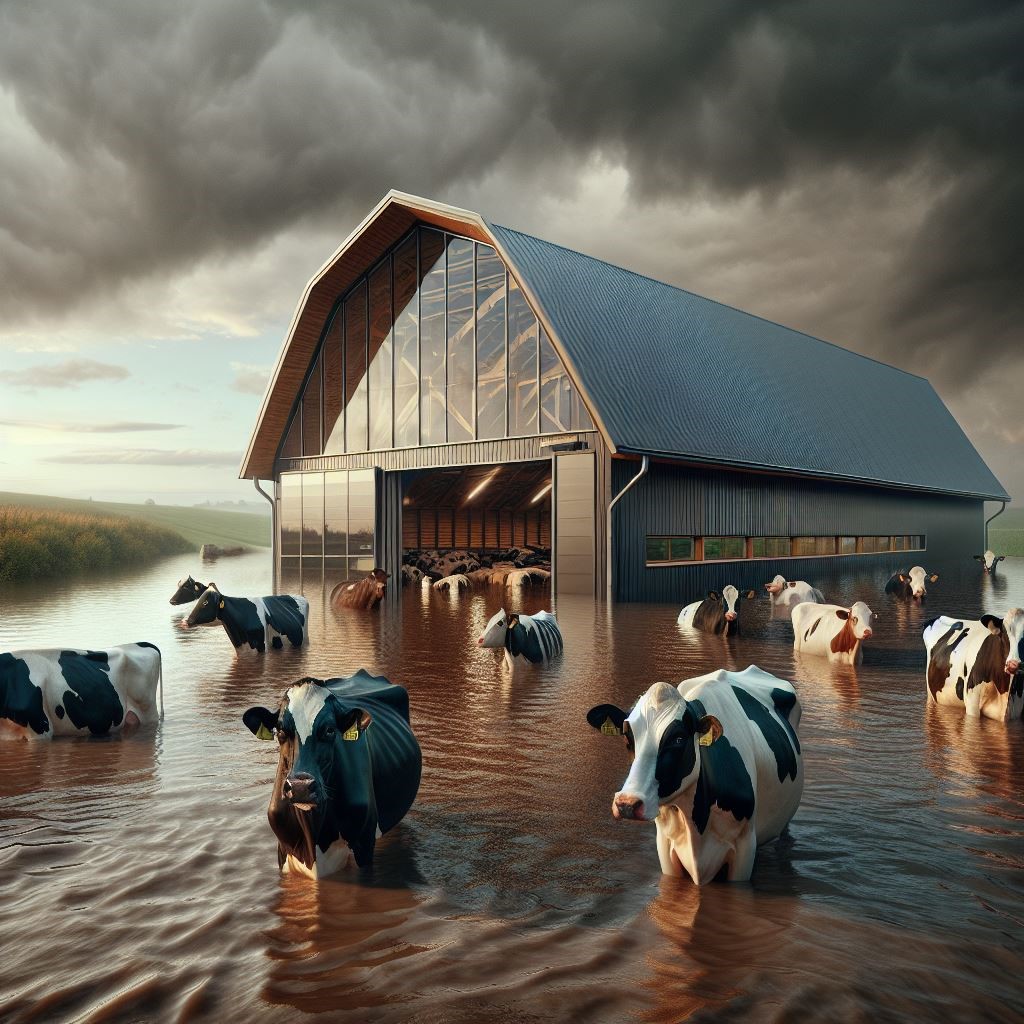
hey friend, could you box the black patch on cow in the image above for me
[218,596,267,651]
[136,642,160,653]
[967,631,1011,695]
[58,650,124,735]
[807,616,822,639]
[884,573,912,598]
[655,710,699,799]
[55,705,65,719]
[0,654,49,735]
[692,598,727,636]
[263,596,306,647]
[927,623,967,698]
[732,686,799,782]
[1011,674,1024,700]
[691,733,756,835]
[955,678,965,701]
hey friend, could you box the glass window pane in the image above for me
[393,235,419,448]
[476,245,506,440]
[704,537,745,560]
[792,537,816,556]
[345,281,368,452]
[301,473,323,559]
[508,275,538,435]
[446,236,474,443]
[323,311,344,454]
[646,537,669,562]
[325,471,348,557]
[280,475,301,557]
[300,353,322,456]
[368,261,393,451]
[892,535,905,551]
[419,229,446,445]
[753,537,789,557]
[349,469,375,562]
[876,535,891,551]
[670,537,694,560]
[281,407,301,460]
[839,536,857,554]
[539,328,570,433]
[570,384,594,431]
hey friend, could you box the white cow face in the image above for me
[765,574,787,595]
[844,600,875,639]
[587,682,718,823]
[997,607,1024,675]
[907,566,938,598]
[975,550,1005,573]
[720,584,755,622]
[478,609,510,649]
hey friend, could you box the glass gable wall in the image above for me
[280,227,594,459]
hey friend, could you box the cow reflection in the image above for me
[644,877,798,1021]
[924,703,1017,801]
[790,651,861,713]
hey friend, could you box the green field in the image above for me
[987,507,1024,557]
[0,491,271,551]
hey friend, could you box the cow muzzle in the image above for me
[861,628,873,639]
[1006,659,1021,675]
[283,772,317,810]
[725,611,737,622]
[613,794,646,821]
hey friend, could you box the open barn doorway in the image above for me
[400,461,552,590]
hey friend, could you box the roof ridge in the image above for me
[488,221,930,384]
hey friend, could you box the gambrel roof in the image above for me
[242,191,1007,501]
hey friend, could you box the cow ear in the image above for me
[339,707,373,738]
[897,574,906,582]
[243,706,278,740]
[980,615,1004,635]
[586,703,627,735]
[835,609,850,620]
[744,589,756,600]
[696,715,723,747]
[707,590,720,601]
[928,574,939,583]
[507,613,520,629]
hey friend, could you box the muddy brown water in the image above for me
[1,552,1022,1023]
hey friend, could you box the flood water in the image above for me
[1,551,1022,1023]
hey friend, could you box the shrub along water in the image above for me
[0,505,192,582]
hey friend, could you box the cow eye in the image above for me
[323,725,336,740]
[851,617,858,624]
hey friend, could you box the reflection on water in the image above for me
[1,551,1022,1022]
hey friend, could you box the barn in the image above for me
[240,191,1008,601]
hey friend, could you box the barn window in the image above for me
[703,537,745,560]
[792,537,836,556]
[751,537,790,558]
[839,536,857,554]
[645,536,695,563]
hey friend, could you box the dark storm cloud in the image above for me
[45,448,240,466]
[5,359,131,389]
[0,0,1021,395]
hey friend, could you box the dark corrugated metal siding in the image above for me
[610,460,984,602]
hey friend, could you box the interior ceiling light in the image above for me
[530,482,553,504]
[465,468,500,502]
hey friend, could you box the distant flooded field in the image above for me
[1,552,1022,1022]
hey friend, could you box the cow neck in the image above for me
[218,597,251,649]
[830,618,858,655]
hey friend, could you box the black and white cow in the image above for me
[923,610,1024,721]
[243,671,422,878]
[791,601,875,665]
[884,566,939,599]
[169,575,209,606]
[182,586,308,653]
[677,586,757,636]
[974,550,1006,574]
[478,608,563,668]
[0,643,163,739]
[586,665,803,884]
[764,575,824,610]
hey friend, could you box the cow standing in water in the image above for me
[885,567,939,599]
[0,643,163,739]
[764,576,824,610]
[169,575,209,605]
[243,671,422,878]
[677,586,756,636]
[974,550,1006,574]
[586,665,803,884]
[479,609,563,669]
[331,569,389,610]
[923,610,1024,721]
[182,586,308,653]
[791,601,875,665]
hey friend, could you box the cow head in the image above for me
[974,550,1005,573]
[764,575,787,595]
[586,682,720,822]
[981,608,1024,676]
[369,567,389,602]
[243,678,375,869]
[907,566,938,599]
[479,608,515,648]
[834,601,875,640]
[182,585,222,628]
[718,584,756,623]
[170,575,207,606]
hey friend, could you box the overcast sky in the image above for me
[1,0,1021,505]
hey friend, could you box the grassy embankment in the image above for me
[988,507,1024,557]
[0,492,271,583]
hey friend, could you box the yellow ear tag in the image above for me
[600,717,620,736]
[219,600,225,609]
[699,731,714,747]
[342,723,360,741]
[255,723,275,741]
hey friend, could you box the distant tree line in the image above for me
[0,506,192,582]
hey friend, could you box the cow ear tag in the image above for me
[255,723,276,741]
[699,731,714,747]
[342,723,360,741]
[219,600,225,609]
[600,716,621,736]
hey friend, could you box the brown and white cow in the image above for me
[923,610,1024,721]
[884,566,939,599]
[330,568,389,610]
[791,601,875,665]
[764,576,824,610]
